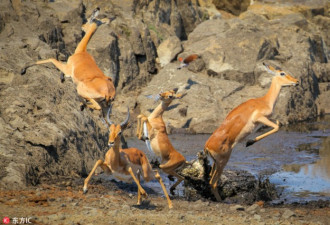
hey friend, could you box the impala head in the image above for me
[263,62,299,87]
[158,88,183,103]
[105,105,130,147]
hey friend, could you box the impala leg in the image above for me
[209,165,221,201]
[162,169,184,195]
[136,115,148,140]
[154,170,173,209]
[209,162,216,177]
[36,58,72,76]
[136,115,143,139]
[169,175,184,195]
[21,58,72,77]
[160,161,185,195]
[76,82,102,110]
[85,98,102,110]
[127,167,147,197]
[75,22,98,54]
[137,172,142,205]
[246,118,279,147]
[83,159,110,194]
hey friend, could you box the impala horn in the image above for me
[106,104,114,126]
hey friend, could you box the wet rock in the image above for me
[179,152,278,204]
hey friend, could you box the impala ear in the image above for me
[177,93,187,99]
[145,94,154,99]
[263,62,276,75]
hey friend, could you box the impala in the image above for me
[21,8,115,113]
[137,89,186,195]
[204,62,299,201]
[83,105,173,208]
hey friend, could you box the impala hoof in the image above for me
[80,103,86,111]
[90,7,100,22]
[170,187,176,196]
[246,139,256,147]
[83,187,88,194]
[141,191,148,197]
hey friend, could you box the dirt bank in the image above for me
[1,178,329,225]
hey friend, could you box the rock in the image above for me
[122,204,131,210]
[247,204,260,212]
[254,214,261,221]
[157,36,182,67]
[136,63,244,134]
[282,209,295,219]
[230,205,245,211]
[188,58,205,73]
[312,62,330,82]
[180,4,329,124]
[179,152,278,203]
[316,83,330,115]
[213,0,250,16]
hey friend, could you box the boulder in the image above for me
[157,36,182,67]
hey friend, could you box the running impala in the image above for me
[136,89,186,195]
[21,8,115,113]
[204,62,299,201]
[83,105,173,208]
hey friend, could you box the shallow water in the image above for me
[125,116,330,203]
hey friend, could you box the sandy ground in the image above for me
[1,177,329,225]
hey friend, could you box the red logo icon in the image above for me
[3,217,10,224]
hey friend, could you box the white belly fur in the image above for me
[234,112,258,145]
[150,137,162,157]
[111,164,143,183]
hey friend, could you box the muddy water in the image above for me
[125,116,330,204]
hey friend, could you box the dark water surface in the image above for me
[125,116,330,203]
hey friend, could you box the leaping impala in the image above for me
[136,89,186,195]
[204,62,299,201]
[83,105,173,209]
[21,8,116,114]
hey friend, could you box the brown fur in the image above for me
[204,64,299,201]
[84,110,173,208]
[137,90,186,194]
[22,9,115,111]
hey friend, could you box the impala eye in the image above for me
[280,72,285,76]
